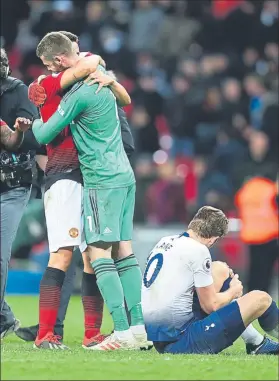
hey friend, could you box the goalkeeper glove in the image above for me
[28,79,47,107]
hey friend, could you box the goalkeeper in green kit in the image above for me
[32,36,148,351]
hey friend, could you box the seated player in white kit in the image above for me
[142,206,279,355]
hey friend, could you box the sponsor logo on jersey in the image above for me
[58,105,65,116]
[103,227,112,234]
[69,228,79,238]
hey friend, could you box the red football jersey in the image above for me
[40,72,79,176]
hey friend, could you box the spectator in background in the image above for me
[31,0,82,39]
[233,128,278,292]
[212,78,249,176]
[133,154,155,223]
[232,130,278,192]
[195,86,223,155]
[235,173,278,293]
[221,78,248,125]
[164,73,197,157]
[128,0,164,53]
[78,1,107,54]
[260,0,279,47]
[243,74,268,129]
[241,47,260,77]
[132,74,163,123]
[130,105,159,155]
[221,0,260,53]
[260,86,278,162]
[191,156,232,213]
[98,25,136,78]
[154,0,201,61]
[145,162,185,225]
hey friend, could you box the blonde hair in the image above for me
[188,206,229,239]
[36,32,74,60]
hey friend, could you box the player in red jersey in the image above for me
[23,32,132,350]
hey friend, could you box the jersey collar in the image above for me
[180,232,189,238]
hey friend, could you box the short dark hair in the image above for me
[188,206,229,239]
[59,31,79,43]
[36,32,74,60]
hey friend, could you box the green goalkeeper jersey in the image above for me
[32,80,135,189]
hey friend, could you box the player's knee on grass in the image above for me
[212,261,230,292]
[48,248,73,271]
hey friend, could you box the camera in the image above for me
[0,151,32,168]
[0,150,33,187]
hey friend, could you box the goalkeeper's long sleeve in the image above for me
[32,87,85,144]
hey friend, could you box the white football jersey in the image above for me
[142,232,213,341]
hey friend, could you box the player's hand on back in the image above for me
[84,70,115,94]
[14,117,32,132]
[229,274,243,298]
[28,77,47,107]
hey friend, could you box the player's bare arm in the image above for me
[59,54,105,89]
[84,70,131,107]
[29,55,106,108]
[196,274,243,314]
[0,118,31,150]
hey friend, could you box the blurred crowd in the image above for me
[1,0,278,224]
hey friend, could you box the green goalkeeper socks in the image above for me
[115,254,145,326]
[91,258,129,332]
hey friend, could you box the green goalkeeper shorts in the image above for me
[83,184,135,244]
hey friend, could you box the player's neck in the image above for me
[187,229,208,246]
[65,55,79,67]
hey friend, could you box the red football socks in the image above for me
[38,267,65,339]
[82,272,104,339]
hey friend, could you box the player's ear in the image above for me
[53,56,62,66]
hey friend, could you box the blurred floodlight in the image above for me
[153,150,168,165]
[159,135,173,150]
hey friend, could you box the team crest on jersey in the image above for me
[69,228,79,238]
[203,258,211,272]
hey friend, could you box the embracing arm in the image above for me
[84,69,131,107]
[60,55,105,90]
[110,80,131,107]
[32,89,85,144]
[108,70,131,106]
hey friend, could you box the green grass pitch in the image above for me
[1,296,278,380]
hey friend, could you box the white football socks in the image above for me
[114,328,134,341]
[241,324,264,346]
[130,324,146,335]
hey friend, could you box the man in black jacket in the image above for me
[0,48,39,338]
